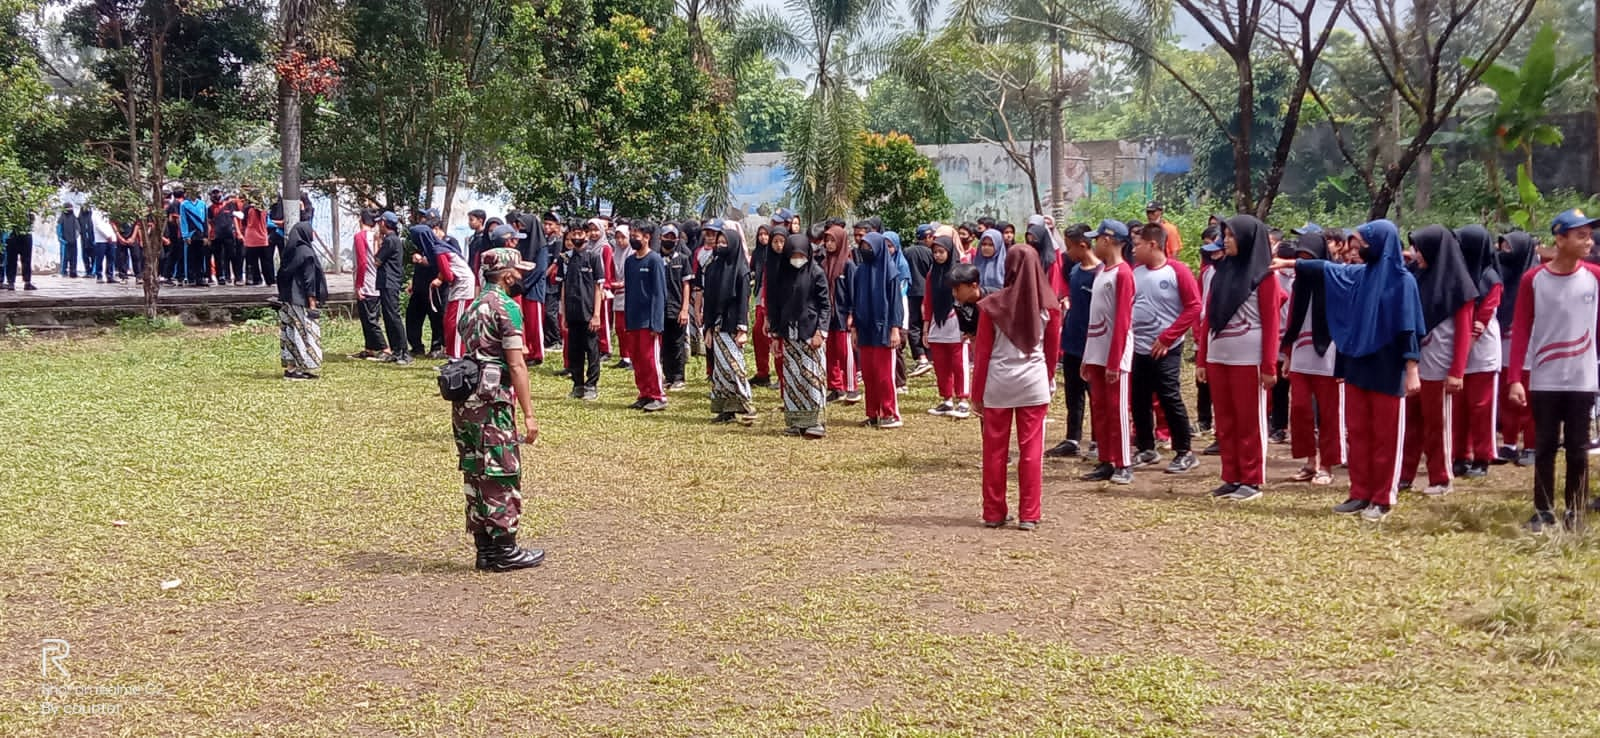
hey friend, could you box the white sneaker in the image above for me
[1422,484,1452,497]
[949,401,972,419]
[877,417,904,429]
[928,401,954,416]
[1361,504,1390,521]
[908,360,933,378]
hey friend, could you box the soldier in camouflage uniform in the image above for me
[455,243,545,571]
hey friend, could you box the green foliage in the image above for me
[0,0,60,228]
[116,315,183,334]
[738,55,805,153]
[855,132,954,234]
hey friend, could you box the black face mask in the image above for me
[506,280,526,298]
[1359,244,1379,264]
[661,239,678,252]
[856,245,875,262]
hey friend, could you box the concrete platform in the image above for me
[0,273,356,328]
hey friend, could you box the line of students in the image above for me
[1011,208,1599,533]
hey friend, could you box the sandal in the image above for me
[1311,470,1334,486]
[1289,466,1317,483]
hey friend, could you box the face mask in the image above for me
[506,280,526,298]
[1359,244,1379,263]
[661,239,677,252]
[857,245,875,262]
[789,257,807,269]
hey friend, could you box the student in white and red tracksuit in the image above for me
[1079,219,1136,485]
[922,235,971,419]
[1274,219,1425,521]
[622,229,668,412]
[970,244,1061,530]
[1451,225,1503,478]
[1129,222,1203,473]
[1495,231,1539,464]
[848,231,908,428]
[821,224,858,403]
[431,224,476,359]
[515,214,550,366]
[1506,209,1600,533]
[1196,215,1283,502]
[1399,225,1478,497]
[609,225,631,367]
[1280,232,1344,486]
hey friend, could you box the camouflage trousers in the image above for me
[453,399,523,538]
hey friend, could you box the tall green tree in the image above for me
[738,54,805,153]
[856,131,953,233]
[0,0,57,232]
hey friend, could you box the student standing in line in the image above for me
[972,229,1007,296]
[750,220,779,387]
[1495,231,1539,466]
[700,219,758,423]
[903,224,936,378]
[277,222,328,380]
[1506,210,1600,533]
[1046,225,1101,458]
[349,210,388,360]
[608,224,633,369]
[767,233,830,438]
[1196,215,1283,502]
[2,219,35,291]
[560,220,607,401]
[57,205,80,278]
[883,230,914,393]
[1079,219,1135,485]
[405,209,446,358]
[922,235,971,419]
[241,193,274,286]
[821,223,860,404]
[1129,222,1202,474]
[1451,225,1503,479]
[430,221,476,360]
[850,231,908,429]
[1271,219,1424,521]
[1281,233,1344,486]
[1193,225,1224,442]
[971,244,1061,530]
[1399,225,1477,497]
[375,212,412,365]
[658,224,693,391]
[623,225,669,412]
[577,219,616,362]
[514,213,549,367]
[90,205,118,284]
[540,213,566,353]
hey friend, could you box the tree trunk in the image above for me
[1047,27,1065,222]
[1231,55,1255,213]
[144,27,167,320]
[1413,151,1432,213]
[279,0,306,227]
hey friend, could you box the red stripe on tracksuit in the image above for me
[1289,372,1345,468]
[859,345,899,421]
[753,305,772,377]
[1452,371,1498,464]
[1347,385,1404,505]
[1208,363,1267,486]
[1402,379,1454,487]
[520,298,545,363]
[982,405,1046,524]
[443,300,469,359]
[623,328,664,401]
[1497,371,1536,448]
[826,332,856,392]
[928,341,969,400]
[1085,365,1131,468]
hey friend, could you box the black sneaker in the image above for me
[1494,445,1516,465]
[1109,467,1133,485]
[826,389,842,403]
[749,374,772,388]
[567,387,584,399]
[1397,479,1413,493]
[1224,485,1262,501]
[859,417,880,428]
[1516,449,1536,467]
[1165,452,1198,474]
[983,516,1015,529]
[1045,439,1080,458]
[395,353,415,366]
[1209,482,1240,498]
[629,398,649,409]
[1452,460,1469,477]
[1269,429,1289,444]
[1526,511,1557,534]
[1132,449,1161,467]
[1017,520,1038,531]
[554,368,572,378]
[1080,463,1114,482]
[1333,498,1369,515]
[1463,462,1488,479]
[1202,441,1221,456]
[22,283,36,291]
[712,412,737,424]
[1197,421,1213,433]
[614,359,632,370]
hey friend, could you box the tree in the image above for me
[0,1,58,232]
[1319,0,1538,219]
[737,54,805,153]
[856,131,953,233]
[736,0,892,221]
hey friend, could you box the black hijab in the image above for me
[1455,225,1502,298]
[1409,225,1478,333]
[701,225,750,332]
[1207,215,1274,335]
[928,236,958,328]
[769,233,824,335]
[1283,232,1332,356]
[1496,231,1537,333]
[1026,223,1057,274]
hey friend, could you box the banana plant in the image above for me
[1463,22,1592,227]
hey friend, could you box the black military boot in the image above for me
[472,531,494,571]
[484,534,545,572]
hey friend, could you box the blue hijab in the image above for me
[972,228,1007,293]
[851,231,902,346]
[1320,219,1426,358]
[883,231,912,286]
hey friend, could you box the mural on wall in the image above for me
[725,139,1192,225]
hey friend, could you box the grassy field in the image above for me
[2,318,1599,737]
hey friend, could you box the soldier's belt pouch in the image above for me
[437,358,482,402]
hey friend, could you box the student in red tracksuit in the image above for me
[1400,225,1478,497]
[1272,219,1425,521]
[970,244,1061,530]
[1281,232,1344,486]
[1495,230,1539,466]
[923,235,971,419]
[1196,215,1283,502]
[1451,225,1503,478]
[1079,219,1136,485]
[820,224,859,403]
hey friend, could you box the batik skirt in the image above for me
[781,337,825,429]
[279,304,323,373]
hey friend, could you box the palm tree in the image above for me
[734,0,896,221]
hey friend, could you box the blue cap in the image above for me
[1201,240,1225,252]
[1086,219,1128,240]
[1550,208,1600,236]
[703,218,725,233]
[915,224,933,240]
[418,207,440,221]
[771,208,794,223]
[1291,222,1322,235]
[380,211,399,227]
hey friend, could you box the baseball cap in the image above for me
[703,218,725,233]
[660,224,680,238]
[1291,222,1322,235]
[1086,219,1129,240]
[1144,200,1164,212]
[380,211,400,227]
[914,224,933,240]
[489,224,519,242]
[417,207,440,221]
[1550,208,1600,236]
[771,208,794,223]
[480,247,536,274]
